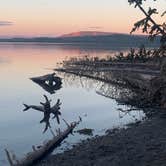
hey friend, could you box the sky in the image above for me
[0,0,165,37]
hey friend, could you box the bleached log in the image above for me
[6,119,81,166]
[5,149,14,166]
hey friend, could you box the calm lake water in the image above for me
[0,43,145,165]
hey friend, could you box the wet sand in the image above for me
[37,114,166,166]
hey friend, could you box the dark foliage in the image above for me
[128,0,166,49]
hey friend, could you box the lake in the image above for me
[0,43,145,165]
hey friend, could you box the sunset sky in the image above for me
[0,0,165,37]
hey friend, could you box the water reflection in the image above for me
[0,43,144,166]
[61,72,131,103]
[60,72,143,119]
[23,73,63,133]
[31,73,62,94]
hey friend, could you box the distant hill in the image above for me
[0,31,160,47]
[60,31,114,38]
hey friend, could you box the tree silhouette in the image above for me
[128,0,166,49]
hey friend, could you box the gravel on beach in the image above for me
[37,115,166,166]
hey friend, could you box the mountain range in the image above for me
[0,31,160,47]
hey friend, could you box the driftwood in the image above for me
[31,73,62,94]
[5,118,81,166]
[23,95,62,133]
[23,95,61,124]
[31,73,61,85]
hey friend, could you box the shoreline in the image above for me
[38,55,166,165]
[38,114,166,166]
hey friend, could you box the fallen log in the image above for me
[5,118,81,166]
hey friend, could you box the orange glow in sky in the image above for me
[0,0,165,37]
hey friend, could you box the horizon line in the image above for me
[0,31,147,39]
